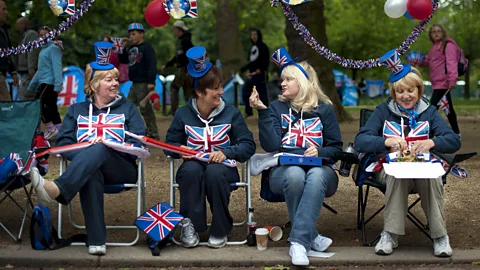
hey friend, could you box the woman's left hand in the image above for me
[208,151,227,163]
[411,139,435,154]
[304,146,318,157]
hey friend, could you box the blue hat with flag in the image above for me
[90,41,114,71]
[186,46,212,78]
[380,49,412,82]
[134,202,184,242]
[128,23,145,32]
[271,47,309,79]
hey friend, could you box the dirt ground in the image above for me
[1,113,479,250]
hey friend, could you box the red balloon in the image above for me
[145,0,170,27]
[407,0,433,21]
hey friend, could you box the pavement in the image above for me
[1,244,480,268]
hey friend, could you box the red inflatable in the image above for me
[407,0,433,21]
[145,0,170,27]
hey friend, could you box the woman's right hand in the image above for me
[384,136,408,151]
[249,87,267,110]
[180,145,195,160]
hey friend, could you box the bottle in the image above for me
[247,208,257,246]
[339,142,358,177]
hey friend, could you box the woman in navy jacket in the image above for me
[250,47,342,266]
[30,42,146,256]
[355,50,460,258]
[165,46,255,249]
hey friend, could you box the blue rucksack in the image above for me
[30,204,53,250]
[30,203,87,250]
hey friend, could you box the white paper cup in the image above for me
[264,225,283,241]
[255,228,269,251]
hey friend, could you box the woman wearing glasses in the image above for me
[422,24,461,137]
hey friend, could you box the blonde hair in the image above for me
[278,61,332,112]
[389,67,424,100]
[84,64,119,97]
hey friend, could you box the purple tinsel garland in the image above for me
[0,0,96,58]
[281,0,439,69]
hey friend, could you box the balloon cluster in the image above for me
[145,0,171,27]
[384,0,433,20]
[279,0,439,69]
[0,0,95,58]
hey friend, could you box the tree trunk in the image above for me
[284,0,350,121]
[215,0,245,81]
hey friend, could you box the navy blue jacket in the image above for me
[257,100,343,164]
[165,98,256,163]
[56,94,146,163]
[354,97,460,154]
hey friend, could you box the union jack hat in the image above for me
[128,23,145,32]
[186,46,212,78]
[90,41,114,70]
[271,47,309,79]
[379,49,412,82]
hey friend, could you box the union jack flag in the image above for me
[60,0,75,16]
[195,152,237,167]
[76,113,125,142]
[96,46,111,65]
[111,37,124,54]
[185,124,231,152]
[450,164,467,179]
[438,95,450,115]
[382,52,403,74]
[58,75,78,107]
[383,121,403,138]
[135,202,183,242]
[405,121,429,145]
[271,51,288,67]
[281,115,323,148]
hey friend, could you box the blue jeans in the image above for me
[270,165,338,249]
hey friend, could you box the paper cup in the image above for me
[264,225,283,241]
[255,228,269,251]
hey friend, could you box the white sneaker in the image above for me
[44,128,58,140]
[289,242,309,266]
[311,234,333,252]
[207,235,227,248]
[434,235,452,257]
[180,218,199,248]
[375,231,398,255]
[88,245,106,255]
[30,167,55,207]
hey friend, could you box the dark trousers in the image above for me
[430,89,460,134]
[242,75,269,116]
[176,160,239,237]
[54,144,137,245]
[170,67,194,115]
[37,84,61,125]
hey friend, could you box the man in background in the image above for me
[16,17,39,100]
[0,0,18,101]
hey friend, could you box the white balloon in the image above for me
[384,0,408,18]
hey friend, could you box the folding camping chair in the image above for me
[0,100,41,242]
[353,109,477,246]
[169,157,252,245]
[57,157,147,246]
[364,80,386,106]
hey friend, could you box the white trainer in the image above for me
[434,235,452,257]
[88,245,106,255]
[311,234,333,252]
[375,231,398,255]
[289,242,309,266]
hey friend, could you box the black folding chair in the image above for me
[352,109,477,246]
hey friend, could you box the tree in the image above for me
[284,0,350,121]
